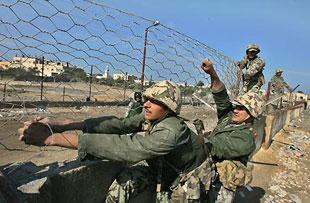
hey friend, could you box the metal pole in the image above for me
[140,21,160,92]
[40,56,44,101]
[266,82,271,113]
[89,65,93,100]
[2,82,6,101]
[124,72,127,100]
[63,86,65,102]
[140,28,148,92]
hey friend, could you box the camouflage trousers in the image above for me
[105,164,171,203]
[240,81,262,95]
[170,156,215,203]
[207,182,235,203]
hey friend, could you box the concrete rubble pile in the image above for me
[263,116,309,203]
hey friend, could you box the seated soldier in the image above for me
[17,80,207,203]
[173,59,265,203]
[125,91,143,118]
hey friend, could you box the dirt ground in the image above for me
[241,110,310,203]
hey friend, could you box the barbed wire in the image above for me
[0,0,239,166]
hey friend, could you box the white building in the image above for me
[96,69,111,79]
[134,79,151,86]
[0,61,11,69]
[113,73,129,81]
[10,56,64,77]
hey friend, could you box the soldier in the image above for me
[236,44,265,95]
[17,80,207,203]
[269,68,292,109]
[125,91,143,118]
[172,59,265,202]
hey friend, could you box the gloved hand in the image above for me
[18,122,53,146]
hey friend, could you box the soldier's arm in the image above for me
[201,59,232,119]
[282,80,292,92]
[84,113,144,134]
[236,57,248,69]
[244,58,265,77]
[77,125,178,163]
[207,129,255,159]
[212,85,233,119]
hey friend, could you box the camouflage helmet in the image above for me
[246,44,260,54]
[276,68,283,73]
[233,91,265,118]
[143,80,182,114]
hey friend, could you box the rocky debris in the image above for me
[263,112,309,203]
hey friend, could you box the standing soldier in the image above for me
[236,44,265,95]
[269,68,292,109]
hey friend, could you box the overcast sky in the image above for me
[103,0,310,93]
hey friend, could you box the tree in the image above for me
[55,67,87,82]
[0,67,39,81]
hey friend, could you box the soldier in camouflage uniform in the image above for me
[164,59,265,203]
[125,91,143,118]
[236,44,265,95]
[17,80,207,203]
[174,59,265,203]
[269,68,292,109]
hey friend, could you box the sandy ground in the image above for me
[242,110,310,203]
[0,80,134,102]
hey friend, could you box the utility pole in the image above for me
[40,56,44,101]
[88,65,93,101]
[140,21,160,91]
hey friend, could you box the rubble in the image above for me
[262,112,310,202]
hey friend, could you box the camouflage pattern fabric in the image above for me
[233,91,265,118]
[269,74,291,110]
[270,75,292,95]
[170,156,215,202]
[238,55,265,95]
[246,44,260,53]
[143,80,182,114]
[216,160,253,191]
[105,164,155,203]
[207,182,235,203]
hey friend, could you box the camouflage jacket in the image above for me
[270,75,291,94]
[207,85,256,164]
[78,113,206,191]
[239,56,265,86]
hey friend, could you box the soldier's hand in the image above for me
[18,122,53,146]
[201,58,215,75]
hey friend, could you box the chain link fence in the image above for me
[0,0,239,165]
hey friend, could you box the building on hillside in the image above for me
[10,56,65,77]
[134,79,151,86]
[113,73,129,81]
[96,69,111,79]
[0,61,11,69]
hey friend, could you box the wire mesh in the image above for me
[0,0,239,166]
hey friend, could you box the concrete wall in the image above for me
[259,104,304,150]
[1,104,305,203]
